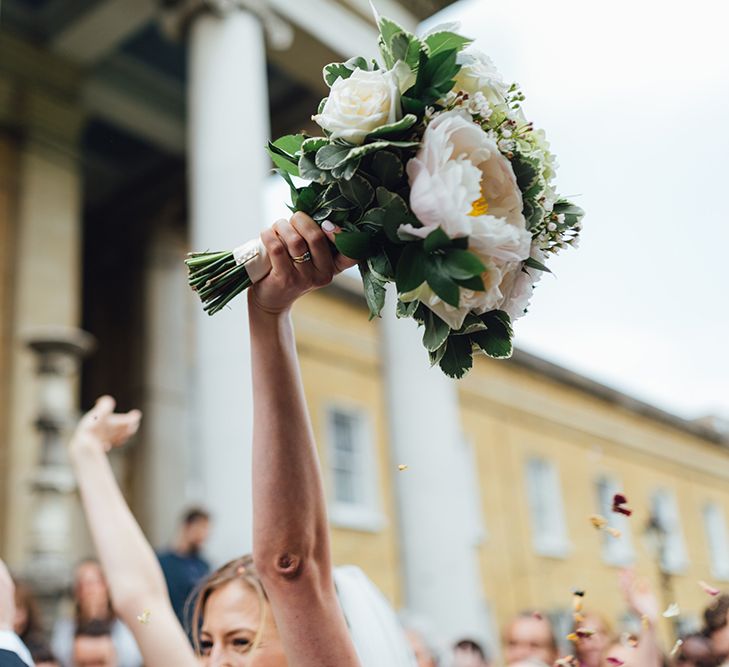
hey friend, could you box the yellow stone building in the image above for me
[1,0,728,660]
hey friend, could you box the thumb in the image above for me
[321,220,358,272]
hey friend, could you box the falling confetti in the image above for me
[554,657,578,667]
[621,632,639,648]
[670,639,684,657]
[699,580,720,596]
[663,603,680,618]
[567,628,595,642]
[397,464,409,471]
[137,609,151,624]
[606,658,625,666]
[606,527,622,539]
[612,493,633,517]
[590,514,608,529]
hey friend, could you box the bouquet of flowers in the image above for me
[186,13,584,378]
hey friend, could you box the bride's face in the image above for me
[198,580,287,666]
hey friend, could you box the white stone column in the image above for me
[382,301,490,646]
[187,5,270,563]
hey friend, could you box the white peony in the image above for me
[401,110,525,240]
[499,246,545,322]
[454,49,509,107]
[399,214,532,330]
[313,68,402,145]
[397,110,532,330]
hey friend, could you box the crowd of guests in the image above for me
[4,518,729,667]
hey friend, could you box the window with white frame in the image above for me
[525,457,570,557]
[325,405,383,532]
[596,475,635,566]
[651,489,688,574]
[703,502,729,581]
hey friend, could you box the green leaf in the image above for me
[267,148,300,177]
[424,227,450,253]
[418,48,460,100]
[396,299,419,318]
[339,174,374,210]
[510,153,541,192]
[371,151,404,189]
[296,186,320,213]
[365,114,418,140]
[439,334,473,379]
[334,230,373,260]
[301,137,329,153]
[271,134,305,155]
[472,310,513,358]
[401,95,426,116]
[331,157,361,180]
[360,265,387,320]
[422,309,450,351]
[323,62,352,86]
[456,313,488,335]
[368,252,394,281]
[455,275,485,291]
[425,31,473,57]
[316,144,354,170]
[428,341,448,367]
[299,153,331,184]
[395,244,427,292]
[524,256,552,273]
[442,249,486,280]
[425,258,460,307]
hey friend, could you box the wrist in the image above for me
[248,292,292,321]
[69,433,106,461]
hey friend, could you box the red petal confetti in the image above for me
[533,611,543,620]
[612,493,633,516]
[699,580,721,596]
[606,658,625,666]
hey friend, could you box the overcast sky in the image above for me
[269,0,729,421]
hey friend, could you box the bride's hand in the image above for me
[249,213,357,315]
[70,395,142,456]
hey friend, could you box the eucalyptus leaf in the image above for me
[366,114,418,140]
[425,31,473,57]
[422,309,450,352]
[439,334,473,379]
[339,174,374,209]
[316,144,354,170]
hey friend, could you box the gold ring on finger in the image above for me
[292,251,312,264]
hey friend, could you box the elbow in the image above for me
[253,547,316,589]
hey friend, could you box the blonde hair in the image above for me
[190,555,268,655]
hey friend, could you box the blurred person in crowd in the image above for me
[51,559,141,667]
[73,620,117,667]
[452,637,490,666]
[573,610,611,667]
[13,578,47,655]
[503,611,559,665]
[0,557,34,667]
[704,594,729,666]
[671,633,719,667]
[597,569,663,667]
[405,626,439,667]
[33,643,62,667]
[157,507,211,628]
[508,660,550,667]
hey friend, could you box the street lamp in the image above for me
[24,325,95,595]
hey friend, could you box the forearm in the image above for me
[637,622,663,667]
[249,300,331,579]
[71,443,170,617]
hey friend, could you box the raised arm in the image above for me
[69,398,196,667]
[619,569,664,667]
[249,214,361,667]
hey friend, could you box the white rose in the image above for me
[313,68,402,145]
[401,110,525,240]
[454,49,509,107]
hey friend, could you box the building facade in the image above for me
[1,0,728,659]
